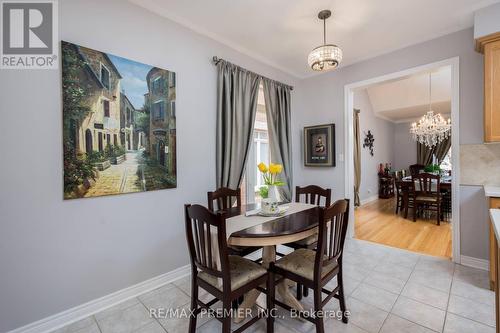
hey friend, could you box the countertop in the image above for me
[485,185,500,197]
[490,209,500,241]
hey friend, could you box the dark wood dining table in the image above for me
[222,203,320,322]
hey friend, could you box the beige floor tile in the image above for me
[345,297,389,333]
[380,314,436,333]
[132,321,165,333]
[351,283,399,312]
[443,313,495,333]
[372,262,413,281]
[364,271,407,294]
[401,282,449,310]
[96,303,154,333]
[451,279,494,307]
[447,295,495,327]
[391,296,445,332]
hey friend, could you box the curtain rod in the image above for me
[212,56,294,91]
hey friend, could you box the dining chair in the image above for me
[268,199,350,333]
[411,173,442,225]
[409,164,425,177]
[395,179,404,214]
[184,204,274,333]
[283,185,331,300]
[208,187,261,258]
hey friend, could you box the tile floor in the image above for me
[51,239,495,333]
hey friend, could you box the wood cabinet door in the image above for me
[485,40,500,142]
[490,198,500,290]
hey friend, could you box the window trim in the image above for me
[100,62,111,90]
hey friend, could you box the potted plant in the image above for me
[258,162,285,213]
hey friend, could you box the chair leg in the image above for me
[303,285,309,297]
[437,204,441,226]
[267,272,275,333]
[222,300,232,333]
[189,275,198,333]
[413,202,417,222]
[337,268,348,324]
[395,196,399,214]
[313,287,325,333]
[296,283,302,300]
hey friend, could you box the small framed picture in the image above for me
[304,124,335,167]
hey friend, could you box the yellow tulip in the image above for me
[258,162,268,173]
[269,163,283,174]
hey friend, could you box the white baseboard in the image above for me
[360,195,379,206]
[460,255,489,271]
[7,265,191,333]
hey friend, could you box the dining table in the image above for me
[221,202,320,323]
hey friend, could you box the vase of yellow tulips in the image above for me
[258,162,285,204]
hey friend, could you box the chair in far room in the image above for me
[412,173,442,225]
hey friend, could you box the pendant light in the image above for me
[308,10,343,71]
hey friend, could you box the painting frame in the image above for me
[303,123,335,167]
[61,40,177,200]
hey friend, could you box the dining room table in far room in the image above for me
[218,202,321,323]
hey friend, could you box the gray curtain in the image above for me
[417,133,451,165]
[353,110,361,207]
[216,60,261,189]
[262,79,293,202]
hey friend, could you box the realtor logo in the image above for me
[1,0,58,69]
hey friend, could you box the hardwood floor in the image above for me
[354,198,452,258]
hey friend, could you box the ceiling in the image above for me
[364,66,451,123]
[129,0,499,78]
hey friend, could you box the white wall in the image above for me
[353,89,394,202]
[474,3,500,39]
[393,122,418,171]
[293,28,487,260]
[0,0,297,331]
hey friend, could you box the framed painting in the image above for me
[304,124,335,167]
[61,41,177,199]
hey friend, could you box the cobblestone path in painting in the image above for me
[84,151,144,197]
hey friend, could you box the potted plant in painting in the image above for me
[108,145,126,165]
[86,150,111,171]
[258,162,285,215]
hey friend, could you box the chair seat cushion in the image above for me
[416,196,438,202]
[275,248,337,281]
[198,255,266,291]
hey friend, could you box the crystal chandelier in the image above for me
[308,10,342,71]
[410,73,451,147]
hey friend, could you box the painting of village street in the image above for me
[62,41,176,199]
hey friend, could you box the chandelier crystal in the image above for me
[410,72,451,147]
[308,10,342,71]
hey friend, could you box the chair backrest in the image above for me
[295,185,332,207]
[184,204,230,289]
[409,164,425,177]
[314,199,350,282]
[207,187,241,212]
[412,173,440,196]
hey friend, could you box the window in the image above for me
[152,77,163,94]
[153,101,165,120]
[440,148,452,172]
[100,64,110,90]
[241,84,269,205]
[169,72,176,87]
[170,101,176,117]
[103,100,110,117]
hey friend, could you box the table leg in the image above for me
[234,245,304,323]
